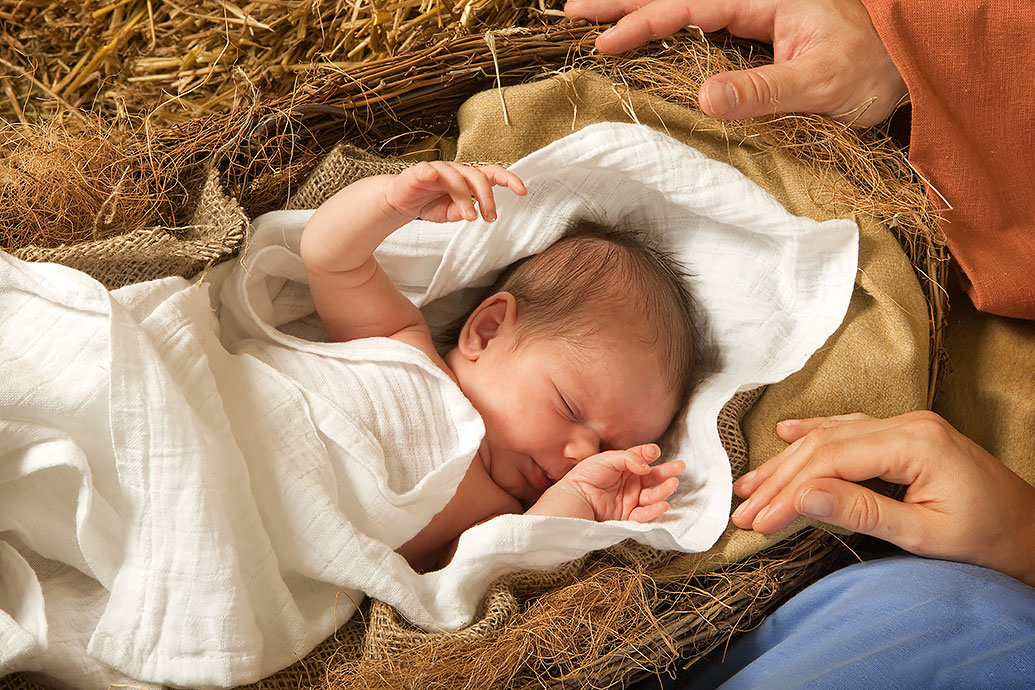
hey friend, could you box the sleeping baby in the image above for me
[301,161,704,571]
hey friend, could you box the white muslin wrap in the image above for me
[0,122,858,688]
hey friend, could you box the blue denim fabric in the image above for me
[685,556,1035,689]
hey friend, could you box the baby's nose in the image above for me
[563,428,600,464]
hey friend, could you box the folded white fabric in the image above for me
[0,122,858,689]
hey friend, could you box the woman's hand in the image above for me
[528,444,685,522]
[732,411,1035,586]
[382,161,526,224]
[564,0,907,127]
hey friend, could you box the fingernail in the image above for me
[645,443,660,460]
[735,469,755,485]
[800,489,834,518]
[777,419,801,428]
[731,500,748,520]
[752,505,770,527]
[704,81,736,117]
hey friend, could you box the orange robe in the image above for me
[861,0,1035,319]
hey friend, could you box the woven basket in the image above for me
[0,23,944,690]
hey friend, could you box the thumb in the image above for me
[699,59,824,120]
[796,478,929,555]
[628,442,661,464]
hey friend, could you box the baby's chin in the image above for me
[499,474,545,509]
[485,446,547,507]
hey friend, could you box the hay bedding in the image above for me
[0,0,567,127]
[1,6,944,690]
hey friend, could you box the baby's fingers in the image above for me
[640,475,679,506]
[457,165,526,222]
[648,459,686,484]
[478,164,527,197]
[432,163,480,221]
[629,501,671,523]
[628,443,661,463]
[455,166,498,221]
[620,443,662,475]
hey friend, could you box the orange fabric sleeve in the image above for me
[860,0,1035,319]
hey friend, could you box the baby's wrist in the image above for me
[525,481,595,521]
[378,176,421,224]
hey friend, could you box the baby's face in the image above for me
[452,321,678,506]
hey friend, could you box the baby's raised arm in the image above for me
[526,444,685,523]
[300,162,526,346]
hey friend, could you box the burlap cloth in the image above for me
[10,167,247,289]
[934,279,1035,487]
[3,71,940,688]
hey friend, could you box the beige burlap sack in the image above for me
[11,167,247,289]
[934,282,1035,486]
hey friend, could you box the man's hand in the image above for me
[528,444,685,522]
[732,411,1035,586]
[382,161,526,224]
[564,0,907,127]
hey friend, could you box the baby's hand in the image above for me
[382,161,526,223]
[531,444,685,523]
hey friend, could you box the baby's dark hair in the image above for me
[441,219,710,407]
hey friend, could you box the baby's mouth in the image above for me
[525,456,554,491]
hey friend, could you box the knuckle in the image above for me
[843,490,882,532]
[742,70,779,109]
[799,425,834,450]
[895,524,930,558]
[902,410,951,443]
[795,431,823,457]
[643,15,670,40]
[797,431,847,470]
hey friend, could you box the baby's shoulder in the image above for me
[389,324,456,383]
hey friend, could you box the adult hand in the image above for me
[564,0,907,127]
[731,411,1035,586]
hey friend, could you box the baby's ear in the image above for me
[457,292,518,360]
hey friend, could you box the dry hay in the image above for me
[0,114,168,248]
[0,0,567,127]
[314,532,852,690]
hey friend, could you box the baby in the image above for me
[300,161,701,571]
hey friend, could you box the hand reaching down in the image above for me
[564,0,907,127]
[527,444,685,522]
[382,161,527,224]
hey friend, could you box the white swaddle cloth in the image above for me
[0,122,858,689]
